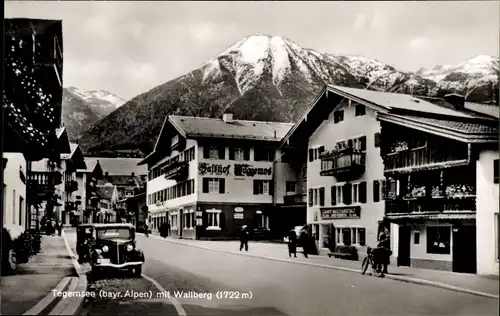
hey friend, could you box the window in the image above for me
[184,212,191,229]
[342,228,351,245]
[358,228,366,246]
[286,181,296,193]
[206,209,221,230]
[301,165,307,179]
[230,147,249,161]
[19,196,24,227]
[203,178,225,194]
[334,110,344,123]
[494,159,499,184]
[355,104,366,116]
[308,146,325,161]
[352,183,360,203]
[171,135,179,147]
[171,213,178,229]
[414,231,420,245]
[209,147,221,159]
[352,228,357,244]
[256,212,269,229]
[254,180,272,195]
[374,133,381,148]
[336,185,343,205]
[254,148,275,162]
[373,179,386,202]
[427,226,451,254]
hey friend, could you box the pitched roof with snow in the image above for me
[85,157,147,176]
[169,115,294,141]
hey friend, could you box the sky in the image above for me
[5,1,499,101]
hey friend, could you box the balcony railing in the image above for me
[65,180,78,193]
[284,194,307,206]
[164,161,188,180]
[386,196,476,217]
[384,145,468,172]
[28,171,62,195]
[320,147,366,177]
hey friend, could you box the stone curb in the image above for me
[139,233,499,300]
[54,230,88,315]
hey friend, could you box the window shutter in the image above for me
[330,186,336,205]
[269,181,274,196]
[308,149,313,162]
[253,180,259,195]
[319,187,325,206]
[203,146,209,158]
[218,147,225,159]
[219,212,226,230]
[373,180,380,202]
[381,180,387,200]
[360,136,367,151]
[343,183,352,205]
[359,181,367,203]
[219,179,225,194]
[202,178,209,193]
[244,148,250,161]
[374,133,381,148]
[494,159,499,184]
[229,148,235,160]
[308,189,313,206]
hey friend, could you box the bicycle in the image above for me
[361,246,385,277]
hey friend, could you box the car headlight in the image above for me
[126,244,134,252]
[102,246,109,252]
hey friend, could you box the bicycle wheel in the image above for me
[361,257,369,275]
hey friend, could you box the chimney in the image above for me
[222,113,233,123]
[131,172,135,177]
[444,93,465,110]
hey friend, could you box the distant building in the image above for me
[139,114,295,239]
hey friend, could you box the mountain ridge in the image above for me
[73,35,498,157]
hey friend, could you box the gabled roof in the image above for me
[77,158,103,175]
[61,143,86,169]
[280,84,496,148]
[56,127,71,154]
[85,157,147,176]
[169,115,294,141]
[378,113,498,143]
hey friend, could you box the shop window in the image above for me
[426,226,451,254]
[206,209,221,230]
[342,228,352,245]
[358,228,366,246]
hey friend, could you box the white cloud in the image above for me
[188,22,217,43]
[353,14,367,30]
[125,63,158,84]
[409,37,431,50]
[369,12,388,32]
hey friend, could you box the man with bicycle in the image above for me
[376,227,391,274]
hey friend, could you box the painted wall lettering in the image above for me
[234,164,272,177]
[198,162,231,176]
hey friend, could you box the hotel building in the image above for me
[139,114,295,239]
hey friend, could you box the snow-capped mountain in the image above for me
[77,35,498,156]
[62,87,126,140]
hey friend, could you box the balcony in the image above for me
[65,180,78,193]
[163,161,188,180]
[385,196,476,221]
[320,147,366,177]
[28,171,62,196]
[284,194,307,206]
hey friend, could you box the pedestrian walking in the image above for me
[299,228,309,258]
[56,220,62,236]
[287,228,297,257]
[144,224,149,237]
[239,225,249,251]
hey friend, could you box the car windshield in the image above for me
[96,228,132,240]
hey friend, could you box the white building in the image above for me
[139,114,295,239]
[2,153,27,239]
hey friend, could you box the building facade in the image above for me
[378,93,498,274]
[2,153,28,239]
[140,114,294,239]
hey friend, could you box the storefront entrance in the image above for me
[398,226,411,267]
[452,225,476,273]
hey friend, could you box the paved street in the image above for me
[65,231,498,316]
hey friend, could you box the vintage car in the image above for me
[76,223,145,277]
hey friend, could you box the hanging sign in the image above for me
[234,207,244,213]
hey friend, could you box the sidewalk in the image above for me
[0,235,76,315]
[146,235,499,298]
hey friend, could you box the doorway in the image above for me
[452,225,476,273]
[398,226,411,266]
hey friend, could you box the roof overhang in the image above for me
[279,85,390,149]
[378,113,498,144]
